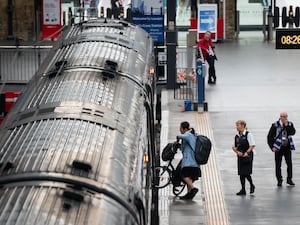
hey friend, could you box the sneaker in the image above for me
[250,184,255,194]
[236,189,246,195]
[287,179,295,186]
[179,192,192,200]
[188,188,199,199]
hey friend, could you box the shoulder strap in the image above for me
[186,135,196,152]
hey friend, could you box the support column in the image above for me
[7,0,14,40]
[166,0,177,89]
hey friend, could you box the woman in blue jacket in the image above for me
[176,121,201,200]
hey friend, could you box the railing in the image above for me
[0,46,51,83]
[174,67,197,101]
[174,46,198,102]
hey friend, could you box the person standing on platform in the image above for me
[197,31,217,84]
[176,121,201,200]
[267,112,296,187]
[232,120,256,195]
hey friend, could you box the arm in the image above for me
[286,122,296,136]
[267,124,276,150]
[177,133,190,142]
[244,145,255,157]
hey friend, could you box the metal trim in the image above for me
[0,173,140,224]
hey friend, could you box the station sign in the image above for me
[131,0,164,44]
[276,29,300,49]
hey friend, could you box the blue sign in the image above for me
[196,60,204,104]
[132,15,164,44]
[199,10,216,32]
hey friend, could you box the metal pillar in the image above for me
[267,8,273,41]
[235,10,240,39]
[166,0,177,89]
[7,0,14,40]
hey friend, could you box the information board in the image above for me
[276,29,300,49]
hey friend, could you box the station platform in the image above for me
[159,31,300,225]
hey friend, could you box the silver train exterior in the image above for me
[0,19,158,225]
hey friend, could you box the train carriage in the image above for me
[0,19,157,225]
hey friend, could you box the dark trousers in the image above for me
[207,56,216,82]
[275,147,293,181]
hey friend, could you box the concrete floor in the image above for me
[207,31,300,225]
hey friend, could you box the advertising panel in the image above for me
[198,4,217,41]
[41,0,62,39]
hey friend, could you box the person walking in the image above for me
[197,31,217,84]
[267,112,296,187]
[232,120,255,195]
[176,121,201,200]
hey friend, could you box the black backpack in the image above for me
[193,135,212,165]
[161,142,180,161]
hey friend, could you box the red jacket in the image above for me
[197,37,214,61]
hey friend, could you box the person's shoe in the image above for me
[179,192,192,200]
[188,188,199,199]
[287,179,295,186]
[236,189,246,195]
[250,184,255,194]
[208,80,213,84]
[277,180,283,187]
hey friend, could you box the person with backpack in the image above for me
[232,120,256,195]
[176,121,201,200]
[267,112,296,187]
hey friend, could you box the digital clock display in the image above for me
[276,29,300,49]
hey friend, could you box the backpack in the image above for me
[161,142,180,161]
[193,135,212,165]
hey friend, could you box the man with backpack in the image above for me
[267,112,296,187]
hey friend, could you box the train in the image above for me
[0,18,158,225]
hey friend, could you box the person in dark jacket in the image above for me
[176,121,201,200]
[232,120,255,195]
[197,31,217,84]
[267,112,296,187]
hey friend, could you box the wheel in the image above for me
[154,166,171,188]
[172,182,186,196]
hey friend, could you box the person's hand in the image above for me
[243,152,248,157]
[272,147,277,152]
[237,151,243,157]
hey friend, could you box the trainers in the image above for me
[188,188,199,199]
[179,192,192,200]
[250,184,255,194]
[236,189,246,195]
[287,179,295,186]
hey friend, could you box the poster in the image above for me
[42,0,62,39]
[43,0,61,25]
[198,4,217,41]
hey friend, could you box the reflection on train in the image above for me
[0,19,158,225]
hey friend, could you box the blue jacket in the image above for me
[177,131,199,168]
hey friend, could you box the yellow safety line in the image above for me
[195,112,230,225]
